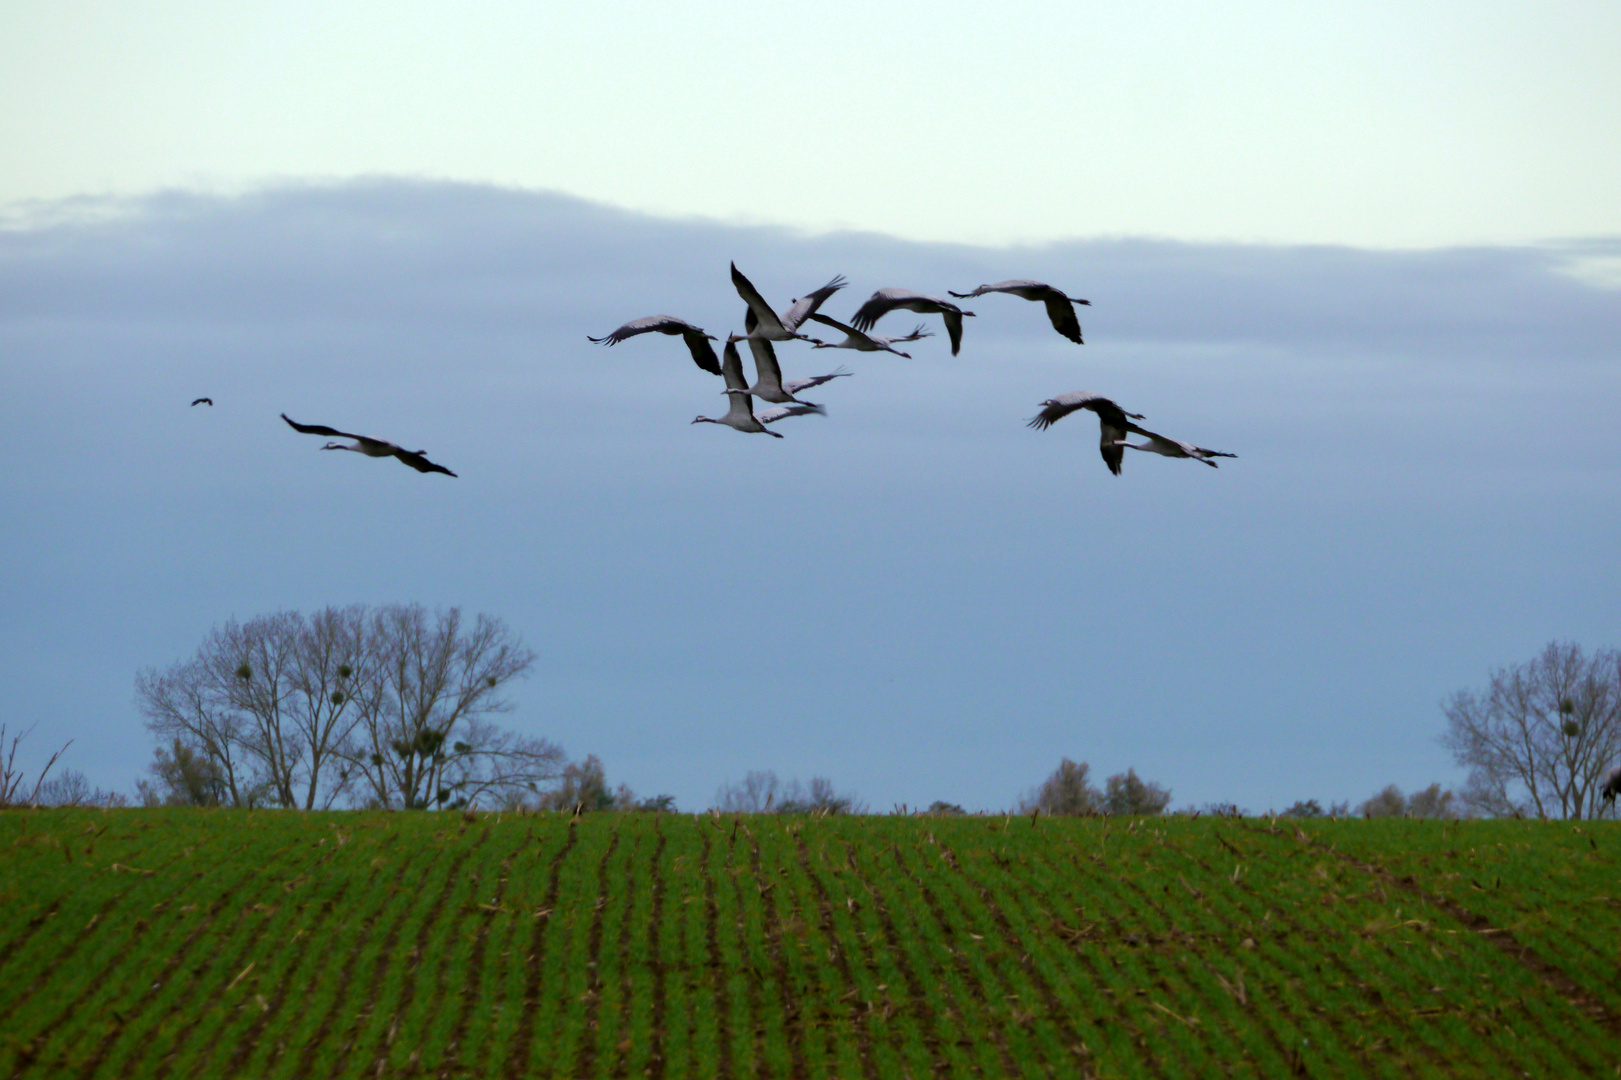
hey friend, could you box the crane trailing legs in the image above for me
[1112,428,1237,468]
[805,313,932,358]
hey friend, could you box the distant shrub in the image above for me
[1103,769,1172,816]
[1360,782,1461,819]
[1021,760,1172,817]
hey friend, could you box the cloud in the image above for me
[2,179,1617,812]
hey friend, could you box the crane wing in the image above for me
[942,309,965,355]
[392,449,458,477]
[780,274,847,331]
[849,289,912,331]
[682,330,723,376]
[783,367,851,394]
[587,314,701,345]
[758,404,826,424]
[719,338,750,393]
[282,413,364,440]
[807,311,861,339]
[745,333,785,392]
[1042,295,1084,344]
[1027,392,1138,431]
[730,263,789,337]
[1098,417,1128,476]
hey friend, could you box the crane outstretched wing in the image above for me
[780,274,847,331]
[282,413,363,440]
[587,314,705,345]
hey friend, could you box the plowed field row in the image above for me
[1,810,1614,1078]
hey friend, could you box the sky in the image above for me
[3,1,1620,247]
[1,3,1618,813]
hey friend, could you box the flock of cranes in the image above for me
[588,261,1236,477]
[254,259,1235,478]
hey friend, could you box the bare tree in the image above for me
[137,604,560,810]
[779,777,863,815]
[135,658,258,806]
[1442,641,1621,819]
[339,605,561,810]
[712,771,863,814]
[0,724,71,808]
[35,769,128,808]
[714,770,782,813]
[137,607,371,808]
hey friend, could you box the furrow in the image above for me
[747,827,809,1080]
[503,817,581,1080]
[574,826,624,1078]
[793,828,881,1080]
[643,818,669,1080]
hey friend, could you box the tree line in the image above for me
[10,624,1618,819]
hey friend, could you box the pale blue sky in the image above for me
[1,183,1617,811]
[3,1,1619,245]
[2,3,1618,811]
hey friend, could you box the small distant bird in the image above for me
[190,397,213,407]
[849,289,974,355]
[1027,392,1146,476]
[948,280,1091,344]
[588,315,722,376]
[805,313,932,358]
[1112,428,1237,468]
[731,263,845,342]
[280,414,457,477]
[691,338,825,437]
[1602,766,1621,809]
[740,314,852,406]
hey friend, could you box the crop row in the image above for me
[0,810,1614,1078]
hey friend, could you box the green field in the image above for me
[2,809,1617,1078]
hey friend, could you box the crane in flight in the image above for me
[849,289,974,355]
[805,313,932,358]
[281,414,458,477]
[1026,392,1146,477]
[741,313,851,405]
[692,338,824,437]
[948,280,1091,344]
[587,315,722,376]
[1113,428,1237,468]
[731,263,846,342]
